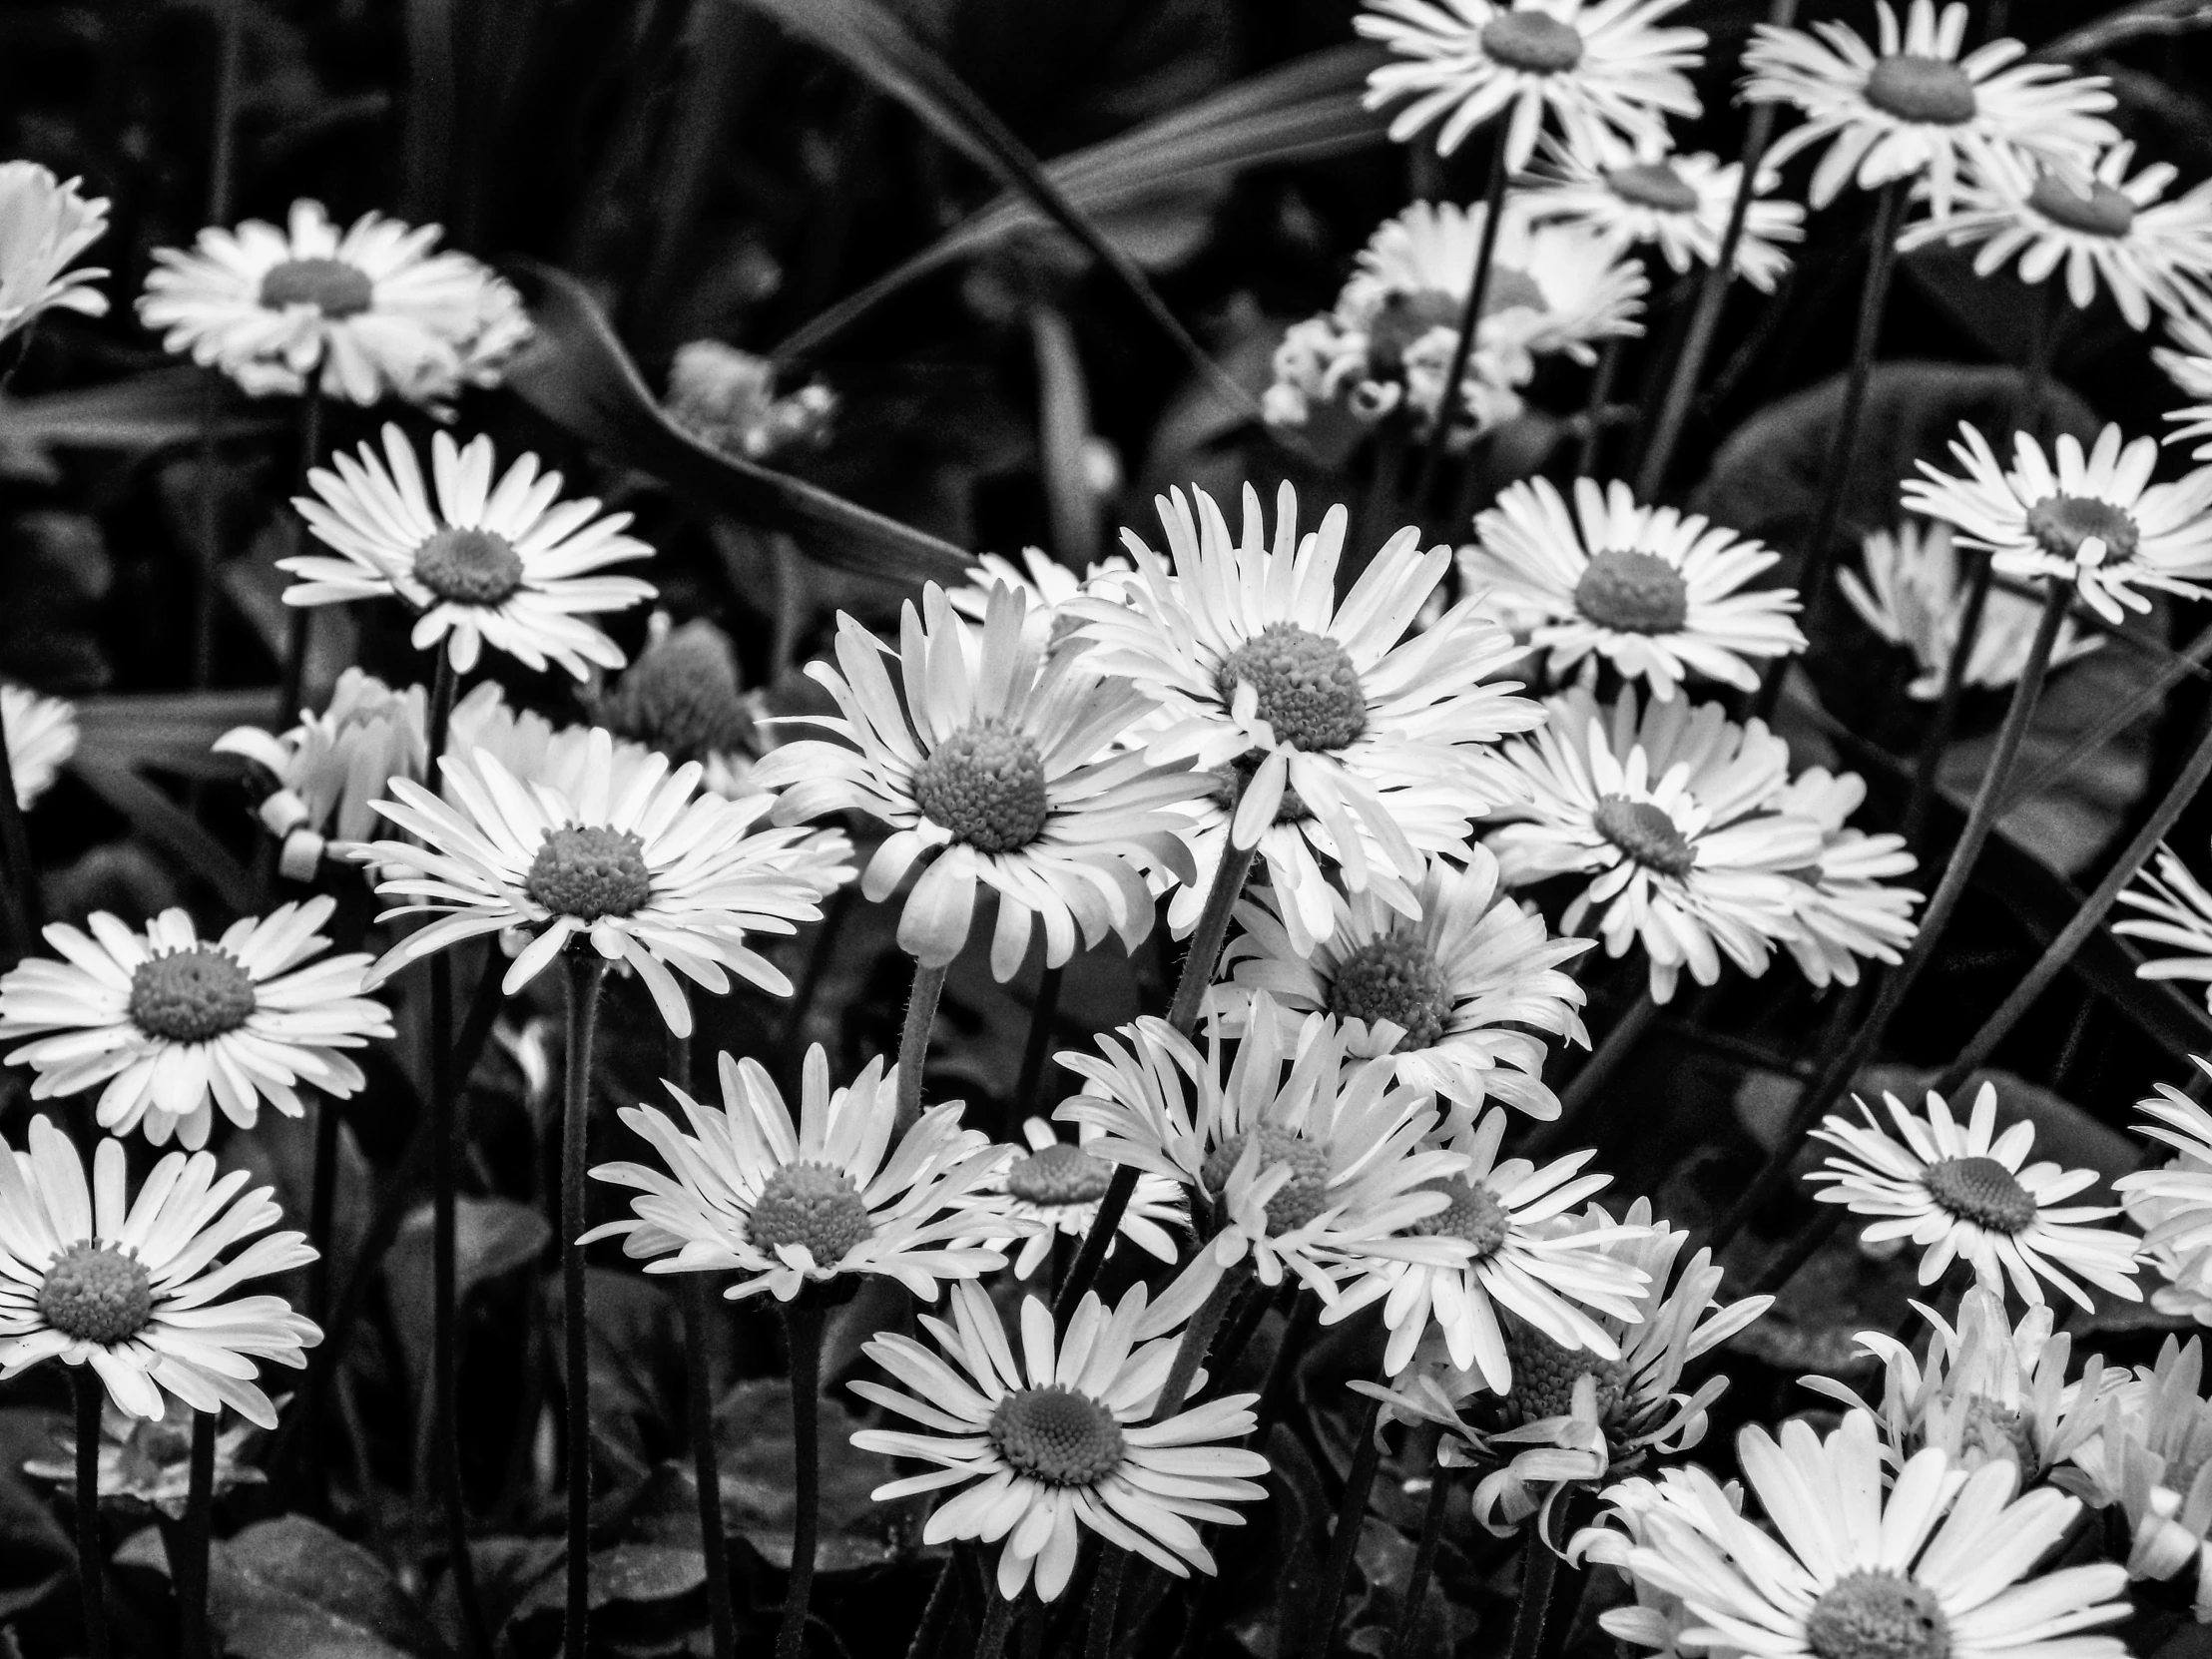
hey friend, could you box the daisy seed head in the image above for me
[128,948,257,1043]
[1004,1143,1115,1207]
[1863,55,1976,126]
[603,622,755,765]
[1217,624,1369,753]
[1329,932,1455,1051]
[1573,548,1691,634]
[1479,9,1586,73]
[524,825,652,920]
[748,1161,875,1265]
[1203,1125,1334,1230]
[1804,1570,1950,1659]
[37,1242,154,1345]
[2026,174,2135,238]
[1407,1176,1512,1255]
[912,719,1050,852]
[413,526,525,607]
[1604,161,1700,213]
[2026,494,2138,564]
[1922,1154,2037,1233]
[1592,794,1695,876]
[1504,1319,1626,1420]
[258,257,373,317]
[987,1384,1127,1486]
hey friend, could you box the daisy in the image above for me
[965,1118,1185,1282]
[138,200,527,406]
[1570,1471,1745,1659]
[283,424,655,678]
[1902,142,2212,330]
[2115,1058,2212,1273]
[947,547,1135,652]
[353,730,850,1036]
[2154,311,2212,456]
[1839,518,2101,700]
[594,616,767,798]
[24,1399,267,1518]
[3,683,77,809]
[2115,843,2212,1008]
[1358,0,1705,169]
[1741,0,2117,217]
[0,1117,320,1428]
[1809,1081,2143,1311]
[1464,475,1806,699]
[1220,847,1588,1120]
[1767,768,1922,990]
[664,339,835,462]
[1593,1409,2130,1659]
[0,897,393,1151]
[849,1279,1272,1601]
[1517,137,1805,290]
[2063,1336,2212,1616]
[753,581,1203,978]
[1485,686,1825,1002]
[582,1044,1005,1304]
[0,163,110,343]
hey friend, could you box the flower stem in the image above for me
[779,1297,828,1659]
[71,1367,108,1659]
[188,0,245,698]
[1084,1549,1122,1659]
[1411,138,1511,509]
[1901,551,1994,850]
[306,1099,340,1334]
[1507,1527,1562,1659]
[894,958,949,1135]
[1526,988,1658,1156]
[1158,1261,1247,1418]
[1011,962,1064,1131]
[976,1590,1017,1659]
[562,952,609,1659]
[1299,1392,1385,1659]
[276,384,324,725]
[1387,1463,1454,1659]
[669,1017,738,1659]
[177,1410,217,1659]
[1574,339,1623,478]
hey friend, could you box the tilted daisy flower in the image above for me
[138,200,526,405]
[1569,1470,1746,1659]
[0,897,392,1151]
[355,730,849,1036]
[2114,1060,2212,1303]
[753,581,1202,978]
[1902,420,2212,625]
[1069,483,1542,897]
[2115,844,2212,1008]
[1464,475,1806,699]
[1220,847,1588,1121]
[283,424,655,678]
[1517,137,1805,290]
[964,1118,1185,1282]
[1768,768,1921,990]
[2156,311,2212,456]
[849,1280,1272,1601]
[1809,1081,2142,1310]
[1741,0,2116,217]
[582,1045,1004,1304]
[0,162,110,343]
[1359,0,1704,169]
[0,1118,320,1428]
[3,683,78,810]
[947,547,1135,651]
[1839,518,2101,700]
[1485,686,1825,1002]
[216,669,428,880]
[24,1398,268,1519]
[2064,1336,2212,1616]
[1902,141,2212,330]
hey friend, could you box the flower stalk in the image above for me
[562,951,610,1659]
[1300,1392,1385,1659]
[177,1410,217,1659]
[894,959,949,1135]
[1412,137,1511,507]
[1388,1463,1455,1659]
[71,1366,109,1659]
[778,1295,829,1659]
[668,1018,738,1659]
[276,383,324,725]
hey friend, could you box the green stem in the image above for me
[177,1410,216,1659]
[1300,1393,1385,1659]
[1526,989,1657,1156]
[1574,338,1622,479]
[1411,138,1511,508]
[276,385,324,725]
[683,1277,737,1659]
[1507,1530,1562,1659]
[976,1590,1017,1659]
[189,0,245,697]
[305,1098,340,1336]
[779,1298,828,1659]
[1901,551,1994,850]
[1011,962,1064,1131]
[1387,1463,1454,1659]
[895,959,949,1135]
[562,953,609,1659]
[72,1368,108,1659]
[1085,1551,1122,1659]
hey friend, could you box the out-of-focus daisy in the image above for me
[1358,0,1704,169]
[1839,518,2101,699]
[965,1118,1185,1282]
[1769,768,1921,990]
[0,897,392,1151]
[216,670,427,880]
[1809,1082,2142,1310]
[584,1045,1004,1304]
[354,731,848,1036]
[24,1399,267,1518]
[0,163,110,343]
[2,684,77,810]
[2155,311,2212,456]
[594,616,765,798]
[283,424,655,678]
[1486,686,1824,1002]
[2065,1336,2212,1616]
[947,547,1135,653]
[664,340,834,461]
[1903,419,2212,625]
[1464,475,1805,700]
[1742,0,2116,217]
[754,582,1201,979]
[2116,843,2212,1009]
[2115,1060,2212,1309]
[850,1280,1272,1601]
[1220,848,1587,1121]
[1518,138,1805,289]
[0,1117,320,1428]
[138,201,528,405]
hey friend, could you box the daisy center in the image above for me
[1004,1143,1115,1206]
[1407,1177,1511,1256]
[913,720,1050,852]
[1592,795,1695,877]
[1329,933,1455,1051]
[37,1242,155,1345]
[2027,175,2137,239]
[128,947,258,1043]
[748,1161,874,1265]
[606,634,755,763]
[1202,1125,1334,1232]
[1921,1155,2037,1233]
[525,825,652,920]
[988,1385,1126,1486]
[1574,549,1691,634]
[1480,10,1585,73]
[1864,56,1977,125]
[1217,624,1369,753]
[1958,1394,2035,1468]
[1503,1320,1627,1422]
[258,257,375,317]
[1605,162,1701,214]
[1806,1570,1950,1659]
[2025,494,2139,565]
[413,527,525,606]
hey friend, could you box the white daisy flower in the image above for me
[1570,1470,1744,1659]
[965,1118,1185,1282]
[752,581,1202,978]
[582,1044,1005,1304]
[0,1117,320,1428]
[664,340,834,462]
[594,617,768,798]
[1902,141,2212,330]
[1517,137,1805,290]
[24,1398,268,1518]
[1358,0,1705,169]
[2,683,77,810]
[0,897,393,1151]
[2115,843,2212,1008]
[2155,310,2212,456]
[1742,0,2117,217]
[1220,847,1588,1121]
[1485,686,1825,1002]
[1839,518,2102,700]
[849,1279,1272,1602]
[2115,1059,2212,1275]
[947,547,1136,653]
[1809,1081,2143,1310]
[354,730,849,1036]
[2062,1336,2212,1616]
[282,423,655,678]
[137,200,528,405]
[1464,475,1806,699]
[0,162,110,343]
[1767,768,1922,990]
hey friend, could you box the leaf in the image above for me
[68,759,259,913]
[73,689,282,778]
[382,1196,551,1391]
[203,1515,446,1659]
[0,367,282,485]
[517,1543,706,1615]
[500,264,974,587]
[2031,0,2212,60]
[0,1408,73,1620]
[715,1377,905,1573]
